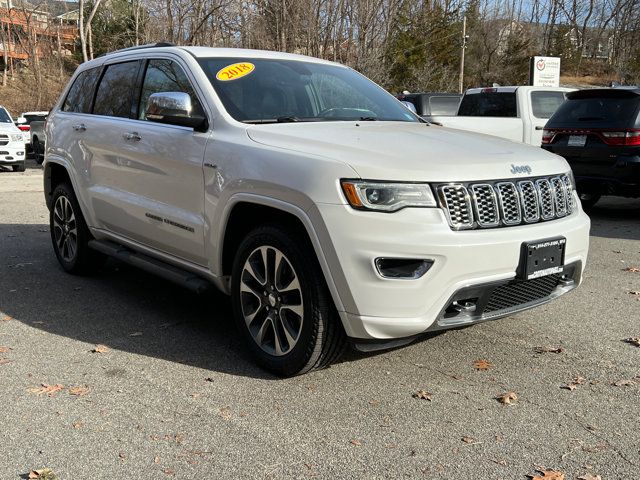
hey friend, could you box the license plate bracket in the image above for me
[519,237,566,280]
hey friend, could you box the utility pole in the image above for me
[459,16,468,94]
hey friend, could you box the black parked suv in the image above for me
[542,88,640,208]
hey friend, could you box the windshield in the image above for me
[197,58,419,124]
[0,108,12,123]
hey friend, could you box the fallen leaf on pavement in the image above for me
[28,468,57,479]
[623,267,640,272]
[528,469,565,480]
[163,468,175,475]
[350,439,362,446]
[495,391,517,405]
[473,359,492,370]
[0,346,11,353]
[578,474,602,480]
[72,421,84,429]
[412,390,432,401]
[629,291,640,296]
[534,346,564,354]
[204,377,214,382]
[612,379,635,387]
[28,384,64,397]
[69,386,90,396]
[491,458,507,466]
[1,315,12,322]
[561,376,585,391]
[118,452,126,460]
[218,406,232,420]
[461,436,477,444]
[623,337,640,347]
[0,357,11,365]
[91,344,109,353]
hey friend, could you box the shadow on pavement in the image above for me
[0,222,421,379]
[0,223,282,379]
[586,197,640,241]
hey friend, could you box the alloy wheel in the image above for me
[239,246,304,356]
[52,195,78,262]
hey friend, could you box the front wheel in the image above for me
[231,225,346,376]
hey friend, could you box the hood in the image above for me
[247,122,569,182]
[0,122,20,133]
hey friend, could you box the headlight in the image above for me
[10,134,22,142]
[341,180,436,212]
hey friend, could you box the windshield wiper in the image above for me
[359,116,378,121]
[276,116,300,123]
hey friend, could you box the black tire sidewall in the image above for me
[50,183,93,273]
[231,226,330,376]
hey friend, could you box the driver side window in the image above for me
[138,59,204,120]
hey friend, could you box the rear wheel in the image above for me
[50,183,104,274]
[32,139,44,164]
[231,225,346,376]
[579,192,601,210]
[12,162,25,172]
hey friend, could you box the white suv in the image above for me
[43,44,590,376]
[0,106,26,172]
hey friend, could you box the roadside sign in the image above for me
[529,56,561,87]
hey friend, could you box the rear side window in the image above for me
[62,67,101,113]
[93,61,140,118]
[0,108,12,123]
[138,59,204,120]
[531,91,566,119]
[428,96,460,116]
[549,96,640,129]
[458,92,517,117]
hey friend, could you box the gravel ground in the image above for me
[1,162,639,479]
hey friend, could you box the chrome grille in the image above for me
[496,182,521,225]
[535,179,555,220]
[551,177,567,216]
[517,180,540,223]
[471,184,499,227]
[439,185,473,229]
[438,174,574,230]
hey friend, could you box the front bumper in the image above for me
[312,198,590,340]
[0,145,25,165]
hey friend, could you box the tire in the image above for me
[231,225,346,376]
[32,139,44,164]
[579,192,601,210]
[50,182,104,274]
[12,162,25,172]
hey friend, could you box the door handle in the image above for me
[204,162,217,169]
[72,124,86,132]
[123,132,141,141]
[535,126,544,130]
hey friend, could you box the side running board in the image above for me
[88,239,211,294]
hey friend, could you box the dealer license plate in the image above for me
[567,135,587,147]
[520,237,566,280]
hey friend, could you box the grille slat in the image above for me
[438,174,574,230]
[484,274,561,313]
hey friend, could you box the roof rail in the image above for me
[102,42,176,57]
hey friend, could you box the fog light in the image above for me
[375,258,433,279]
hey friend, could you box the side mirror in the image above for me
[400,100,417,114]
[146,92,207,130]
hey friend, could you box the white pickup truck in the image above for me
[429,86,573,146]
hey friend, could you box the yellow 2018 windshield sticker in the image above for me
[215,62,255,81]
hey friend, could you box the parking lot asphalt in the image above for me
[0,163,639,479]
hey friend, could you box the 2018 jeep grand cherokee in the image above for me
[43,44,590,376]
